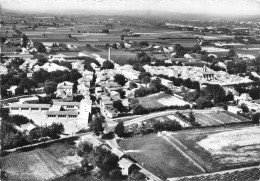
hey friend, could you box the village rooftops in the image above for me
[57,81,73,89]
[46,110,78,115]
[118,158,135,169]
[8,103,51,108]
[102,100,113,105]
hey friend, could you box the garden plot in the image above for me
[223,111,250,122]
[198,126,260,165]
[157,96,190,107]
[205,112,239,124]
[167,115,191,127]
[194,113,222,126]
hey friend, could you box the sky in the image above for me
[1,0,260,15]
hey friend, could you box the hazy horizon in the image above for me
[1,0,260,16]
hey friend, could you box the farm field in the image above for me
[168,125,260,172]
[192,111,250,126]
[0,141,80,181]
[119,134,205,179]
[171,166,260,181]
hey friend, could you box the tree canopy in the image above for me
[114,74,127,86]
[89,115,105,135]
[102,60,114,69]
[114,122,125,137]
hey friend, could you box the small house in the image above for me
[118,158,140,175]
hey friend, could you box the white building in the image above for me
[55,81,73,100]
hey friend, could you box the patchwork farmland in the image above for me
[142,110,251,129]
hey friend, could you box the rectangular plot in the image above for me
[194,113,222,126]
[223,111,250,122]
[206,113,233,124]
[168,115,191,127]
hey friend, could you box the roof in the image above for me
[53,101,80,106]
[9,104,51,108]
[49,105,63,111]
[46,110,78,115]
[57,81,74,89]
[19,97,39,102]
[118,158,134,169]
[110,91,119,96]
[111,148,125,158]
[102,100,113,104]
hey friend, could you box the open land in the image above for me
[119,125,260,180]
[137,92,190,109]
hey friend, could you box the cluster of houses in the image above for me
[143,64,252,89]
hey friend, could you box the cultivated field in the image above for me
[167,126,260,173]
[0,142,80,181]
[171,166,260,181]
[1,149,67,181]
[193,111,250,126]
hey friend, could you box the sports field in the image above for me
[119,125,260,179]
[119,134,204,179]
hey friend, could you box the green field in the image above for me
[137,92,171,109]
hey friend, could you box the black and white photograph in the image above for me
[0,0,260,180]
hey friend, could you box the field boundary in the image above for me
[161,133,206,173]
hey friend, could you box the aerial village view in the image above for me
[0,0,260,180]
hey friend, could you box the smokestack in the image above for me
[108,47,111,61]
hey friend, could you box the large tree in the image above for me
[133,104,147,115]
[114,74,127,86]
[19,77,37,91]
[114,122,124,137]
[202,84,226,103]
[195,97,213,109]
[149,77,162,93]
[113,100,126,113]
[32,69,50,83]
[34,41,46,53]
[44,81,57,94]
[89,115,105,136]
[102,60,114,69]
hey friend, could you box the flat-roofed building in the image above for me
[56,81,73,100]
[9,103,50,113]
[52,101,80,110]
[46,110,78,119]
